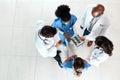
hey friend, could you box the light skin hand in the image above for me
[71,54,78,58]
[79,36,86,41]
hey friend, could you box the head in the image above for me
[92,4,105,17]
[55,5,71,22]
[39,25,57,38]
[95,36,114,56]
[73,57,84,77]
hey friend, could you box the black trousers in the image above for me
[53,50,63,68]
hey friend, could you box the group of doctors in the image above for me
[35,4,114,77]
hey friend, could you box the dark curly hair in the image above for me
[95,36,114,56]
[39,25,57,38]
[55,5,71,22]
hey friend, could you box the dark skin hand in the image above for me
[64,33,71,40]
[55,40,62,47]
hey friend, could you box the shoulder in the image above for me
[36,20,45,28]
[84,61,91,68]
[86,4,97,10]
[35,20,45,31]
[53,18,61,23]
[71,14,77,18]
[100,15,111,25]
[52,18,62,27]
[62,58,73,67]
[88,4,97,7]
[70,14,77,21]
[100,52,109,59]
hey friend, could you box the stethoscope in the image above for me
[38,30,49,45]
[38,30,56,50]
[93,45,104,57]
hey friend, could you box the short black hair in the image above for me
[55,5,71,22]
[39,25,57,38]
[95,36,114,56]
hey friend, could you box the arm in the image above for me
[52,22,70,39]
[35,20,45,32]
[85,24,108,41]
[40,41,57,57]
[80,4,96,29]
[51,19,64,35]
[36,45,50,58]
[72,20,78,34]
[85,29,97,41]
[85,21,102,41]
[98,15,111,35]
[71,14,77,26]
[98,24,109,36]
[64,55,78,62]
[80,6,89,29]
[71,15,78,34]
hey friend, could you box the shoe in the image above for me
[53,50,63,68]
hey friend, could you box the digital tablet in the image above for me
[71,34,84,47]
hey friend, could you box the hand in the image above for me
[55,40,62,47]
[87,41,93,47]
[85,57,90,62]
[80,25,83,29]
[79,36,86,41]
[63,33,70,40]
[71,54,78,58]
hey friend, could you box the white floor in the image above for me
[0,0,120,80]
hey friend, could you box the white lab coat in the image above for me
[35,20,57,58]
[81,4,111,41]
[89,47,109,66]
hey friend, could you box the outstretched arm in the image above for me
[64,54,78,62]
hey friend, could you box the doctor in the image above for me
[80,4,111,47]
[35,20,63,68]
[52,5,77,46]
[88,36,113,66]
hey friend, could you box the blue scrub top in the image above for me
[62,58,91,73]
[51,14,77,37]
